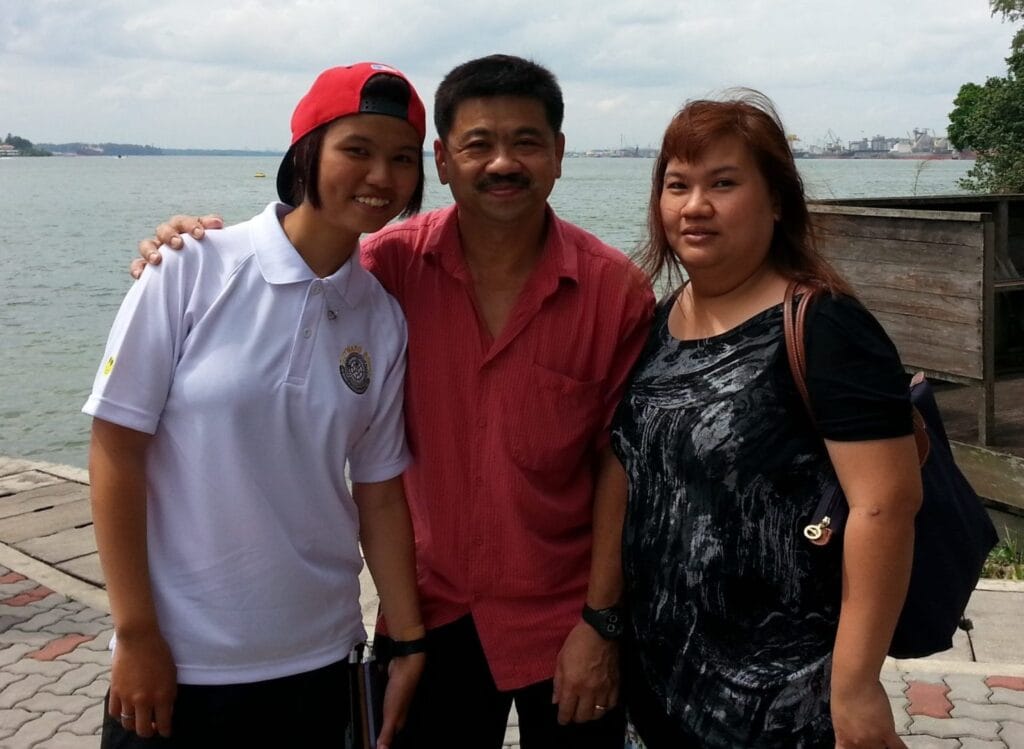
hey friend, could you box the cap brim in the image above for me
[276,144,298,205]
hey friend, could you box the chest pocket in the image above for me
[506,363,604,483]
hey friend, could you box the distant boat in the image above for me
[254,172,266,178]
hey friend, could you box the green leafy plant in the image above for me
[982,526,1024,579]
[947,1,1024,193]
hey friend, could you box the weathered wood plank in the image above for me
[951,441,1024,511]
[814,214,988,253]
[872,311,982,349]
[828,257,982,298]
[0,481,89,520]
[821,237,984,277]
[0,471,64,497]
[57,553,105,589]
[18,524,96,565]
[870,313,983,380]
[0,500,93,544]
[0,458,39,477]
[850,286,982,327]
[811,204,990,223]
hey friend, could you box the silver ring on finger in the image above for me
[120,712,135,721]
[594,704,607,712]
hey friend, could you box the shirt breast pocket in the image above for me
[506,364,604,483]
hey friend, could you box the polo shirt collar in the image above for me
[422,204,579,286]
[250,202,369,309]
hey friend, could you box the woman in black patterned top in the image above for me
[611,91,922,748]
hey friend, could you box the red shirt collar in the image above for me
[420,204,580,287]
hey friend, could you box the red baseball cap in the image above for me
[277,62,426,204]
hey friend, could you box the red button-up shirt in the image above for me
[362,205,653,689]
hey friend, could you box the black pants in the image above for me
[100,658,350,748]
[389,614,625,749]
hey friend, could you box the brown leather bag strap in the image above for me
[782,280,818,421]
[783,280,931,466]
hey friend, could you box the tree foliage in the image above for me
[948,1,1024,192]
[991,0,1024,22]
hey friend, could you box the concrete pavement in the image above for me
[1,456,1023,748]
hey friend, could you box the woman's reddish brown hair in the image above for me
[636,88,852,296]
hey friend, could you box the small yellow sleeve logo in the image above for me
[103,356,115,376]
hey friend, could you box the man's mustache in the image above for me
[475,174,531,191]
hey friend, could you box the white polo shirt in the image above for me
[83,202,410,685]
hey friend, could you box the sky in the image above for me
[0,1,1019,153]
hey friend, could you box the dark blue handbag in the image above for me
[783,283,998,659]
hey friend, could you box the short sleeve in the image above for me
[346,308,411,484]
[803,294,914,441]
[81,253,189,434]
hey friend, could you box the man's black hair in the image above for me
[433,55,564,141]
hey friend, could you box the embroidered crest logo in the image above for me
[339,346,372,394]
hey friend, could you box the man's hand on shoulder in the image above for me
[130,215,224,279]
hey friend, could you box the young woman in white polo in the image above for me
[84,63,427,748]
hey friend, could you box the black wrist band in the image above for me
[389,637,427,657]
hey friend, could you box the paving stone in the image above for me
[0,586,56,608]
[44,663,108,696]
[992,688,1024,708]
[71,676,109,701]
[886,677,910,698]
[902,736,961,748]
[5,658,75,678]
[1003,725,1024,749]
[1000,721,1024,749]
[0,630,52,648]
[74,634,111,653]
[17,691,95,717]
[46,618,108,637]
[16,607,72,633]
[67,608,107,625]
[0,578,41,598]
[28,634,95,662]
[0,643,35,669]
[0,572,27,585]
[903,671,950,685]
[0,671,26,694]
[58,647,109,667]
[0,674,56,710]
[907,680,954,718]
[503,724,520,747]
[960,739,1006,749]
[0,615,24,633]
[910,715,1002,740]
[36,732,102,748]
[990,677,1024,692]
[890,696,912,733]
[0,602,57,623]
[4,711,76,747]
[954,701,1024,722]
[0,707,34,733]
[61,701,104,736]
[946,673,995,703]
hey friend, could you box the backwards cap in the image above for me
[277,62,426,204]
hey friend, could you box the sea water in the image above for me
[0,155,974,467]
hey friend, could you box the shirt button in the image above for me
[303,328,312,338]
[311,283,322,295]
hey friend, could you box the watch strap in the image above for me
[582,603,625,640]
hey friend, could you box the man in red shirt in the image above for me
[135,55,653,748]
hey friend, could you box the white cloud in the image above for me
[1,0,1018,150]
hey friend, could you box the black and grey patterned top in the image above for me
[611,291,912,748]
